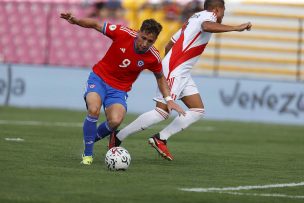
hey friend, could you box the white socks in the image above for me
[117,107,169,141]
[159,108,205,140]
[117,108,205,141]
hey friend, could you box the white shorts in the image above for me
[154,76,199,104]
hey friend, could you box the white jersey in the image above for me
[162,10,217,79]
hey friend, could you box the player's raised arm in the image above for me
[202,21,252,33]
[154,72,186,116]
[60,12,103,32]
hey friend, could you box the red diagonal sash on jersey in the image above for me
[167,31,207,79]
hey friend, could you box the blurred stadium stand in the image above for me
[0,0,125,67]
[0,0,303,81]
[199,0,304,81]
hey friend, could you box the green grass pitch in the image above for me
[0,107,303,203]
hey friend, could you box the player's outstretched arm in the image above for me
[60,12,103,32]
[202,21,252,33]
[154,72,186,116]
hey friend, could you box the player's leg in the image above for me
[149,94,204,161]
[95,82,128,142]
[95,120,114,142]
[110,85,170,147]
[82,92,101,164]
[115,101,169,142]
[81,72,105,165]
[158,76,205,141]
[93,86,127,149]
[105,104,126,130]
[147,76,185,160]
[107,103,127,148]
[159,93,205,140]
[149,77,204,160]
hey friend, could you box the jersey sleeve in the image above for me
[149,61,162,74]
[202,12,217,23]
[171,28,182,43]
[102,22,122,41]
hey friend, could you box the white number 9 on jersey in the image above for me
[119,59,131,68]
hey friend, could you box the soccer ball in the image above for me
[105,147,131,171]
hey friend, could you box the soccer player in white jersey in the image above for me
[109,0,252,160]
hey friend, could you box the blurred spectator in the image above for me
[106,0,125,20]
[180,0,204,22]
[163,1,181,21]
[89,1,109,18]
[89,0,125,21]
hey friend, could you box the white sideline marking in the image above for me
[180,182,304,192]
[5,138,24,142]
[180,182,304,199]
[218,191,304,199]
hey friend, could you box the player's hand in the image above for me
[167,100,186,116]
[237,22,252,31]
[60,12,77,24]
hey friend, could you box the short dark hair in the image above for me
[204,0,225,10]
[140,19,162,37]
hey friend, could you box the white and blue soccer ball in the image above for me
[105,147,131,171]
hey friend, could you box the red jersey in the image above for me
[93,23,162,92]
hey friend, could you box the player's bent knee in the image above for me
[87,106,100,117]
[189,108,205,118]
[108,117,123,129]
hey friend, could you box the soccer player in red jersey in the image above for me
[60,12,185,165]
[109,0,252,161]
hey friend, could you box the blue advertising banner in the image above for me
[1,64,303,125]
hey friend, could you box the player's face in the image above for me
[215,6,225,24]
[135,31,157,52]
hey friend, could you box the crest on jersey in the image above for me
[109,25,117,31]
[137,60,144,67]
